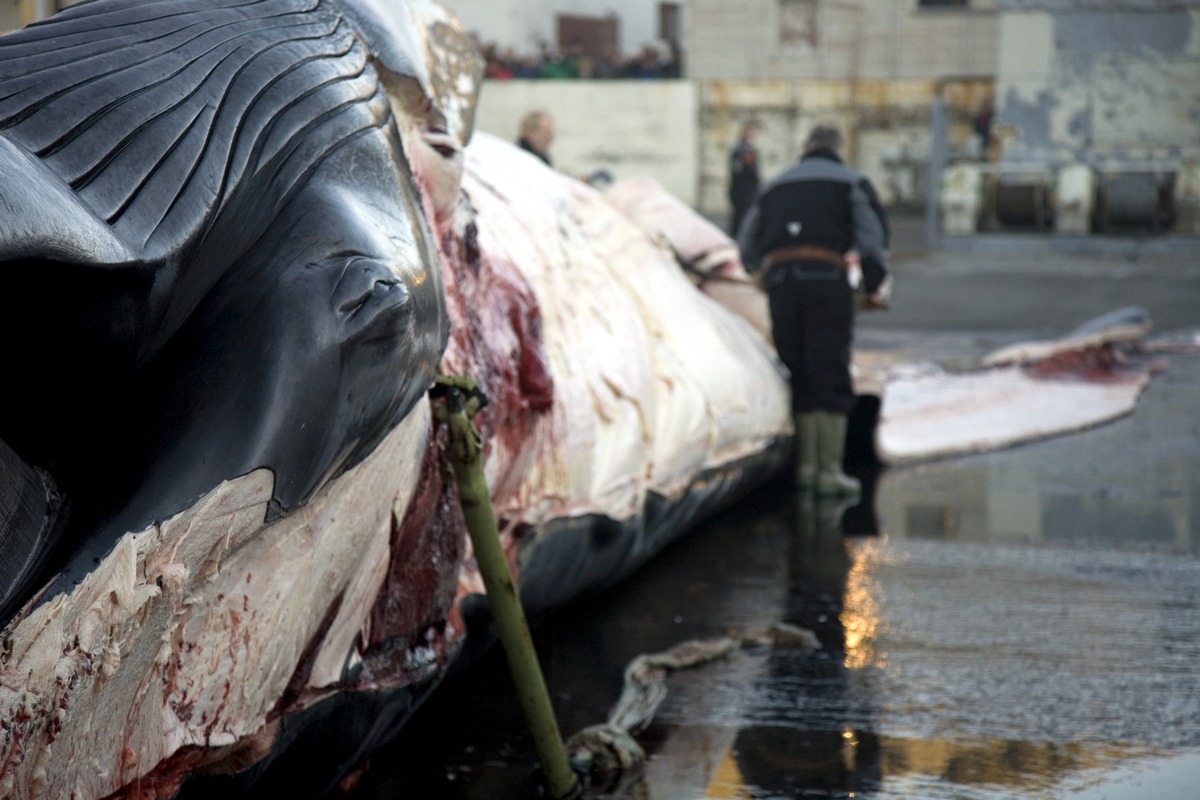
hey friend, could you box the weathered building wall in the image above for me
[460,1,1008,221]
[988,2,1200,233]
[685,0,998,82]
[698,78,992,221]
[995,5,1200,164]
[471,80,700,205]
[685,0,1001,221]
[684,0,1199,233]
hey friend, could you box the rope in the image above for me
[565,622,820,795]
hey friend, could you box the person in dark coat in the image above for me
[728,121,760,237]
[738,124,891,496]
[973,94,995,155]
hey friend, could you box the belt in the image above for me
[762,245,845,269]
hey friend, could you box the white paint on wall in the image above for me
[997,11,1054,80]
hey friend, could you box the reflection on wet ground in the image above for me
[352,351,1200,800]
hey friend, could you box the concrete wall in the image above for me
[686,0,998,82]
[471,80,701,205]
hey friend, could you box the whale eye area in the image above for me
[324,255,405,316]
[337,275,401,315]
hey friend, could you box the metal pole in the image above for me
[431,376,582,800]
[925,97,949,251]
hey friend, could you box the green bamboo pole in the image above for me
[431,377,582,800]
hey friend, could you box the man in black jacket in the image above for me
[738,125,891,496]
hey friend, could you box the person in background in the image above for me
[538,49,575,79]
[738,124,891,497]
[625,44,663,78]
[728,121,760,237]
[973,94,995,157]
[517,110,554,167]
[662,38,683,78]
[563,38,589,78]
[482,43,513,80]
[592,46,619,79]
[512,53,541,78]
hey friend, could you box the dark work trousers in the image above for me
[763,260,856,414]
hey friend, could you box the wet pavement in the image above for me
[349,236,1200,799]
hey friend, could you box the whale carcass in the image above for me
[0,2,791,797]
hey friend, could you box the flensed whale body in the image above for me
[0,3,795,798]
[0,0,449,618]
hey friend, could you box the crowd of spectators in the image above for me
[479,39,683,80]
